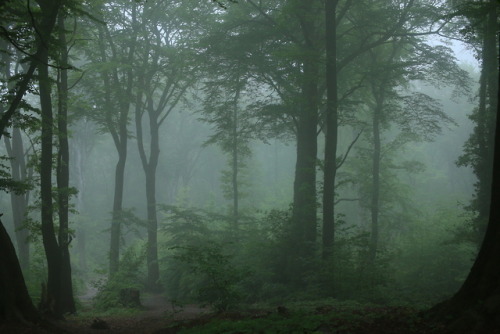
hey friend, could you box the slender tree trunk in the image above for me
[55,14,76,314]
[73,132,88,272]
[231,83,241,229]
[322,0,339,260]
[368,96,382,265]
[145,102,160,291]
[109,149,126,275]
[145,165,159,290]
[135,92,161,291]
[101,3,137,276]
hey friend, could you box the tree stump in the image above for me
[119,288,141,307]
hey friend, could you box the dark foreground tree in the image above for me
[426,44,500,333]
[0,219,39,323]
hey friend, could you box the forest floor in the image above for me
[2,291,450,333]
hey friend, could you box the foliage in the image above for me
[168,304,442,334]
[160,205,249,311]
[171,243,247,312]
[0,156,33,194]
[92,245,145,311]
[391,204,476,306]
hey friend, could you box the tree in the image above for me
[133,1,197,290]
[424,0,499,331]
[427,42,500,333]
[0,218,39,323]
[0,41,33,272]
[360,32,469,264]
[54,11,76,315]
[203,74,251,228]
[200,26,257,228]
[0,0,62,322]
[322,0,339,259]
[456,0,498,245]
[91,0,138,277]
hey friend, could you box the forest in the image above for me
[0,0,499,333]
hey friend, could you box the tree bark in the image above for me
[38,34,62,317]
[0,219,39,323]
[4,128,31,271]
[292,57,319,258]
[426,9,500,331]
[55,14,76,314]
[1,46,31,271]
[0,0,61,140]
[145,102,160,291]
[368,92,382,265]
[322,0,339,260]
[231,81,242,229]
[96,3,137,275]
[427,78,500,334]
[136,91,161,291]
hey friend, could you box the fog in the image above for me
[0,0,497,331]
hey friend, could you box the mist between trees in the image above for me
[0,0,497,329]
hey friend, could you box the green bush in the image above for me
[170,243,247,312]
[92,245,145,310]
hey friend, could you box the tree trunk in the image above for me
[38,38,62,317]
[109,149,126,275]
[148,97,160,290]
[55,14,76,314]
[322,0,339,260]
[292,61,319,254]
[72,126,89,272]
[5,128,31,271]
[137,96,161,291]
[0,219,39,323]
[0,45,31,271]
[426,12,499,331]
[145,165,160,290]
[99,3,137,276]
[231,82,241,229]
[427,80,500,333]
[0,0,61,140]
[368,95,382,265]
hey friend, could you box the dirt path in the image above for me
[58,292,209,333]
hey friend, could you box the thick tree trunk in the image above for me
[0,220,39,323]
[292,57,319,258]
[1,46,31,271]
[55,15,76,314]
[39,44,63,317]
[427,88,500,333]
[322,0,339,260]
[290,1,320,264]
[471,0,498,244]
[426,14,499,331]
[4,124,31,272]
